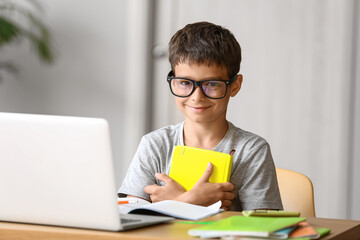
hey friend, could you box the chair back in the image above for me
[276,168,316,217]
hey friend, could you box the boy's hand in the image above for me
[144,163,235,210]
[177,163,235,210]
[144,173,186,203]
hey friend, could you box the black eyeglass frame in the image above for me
[166,70,238,99]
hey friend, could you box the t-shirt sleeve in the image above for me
[118,136,159,201]
[235,141,283,210]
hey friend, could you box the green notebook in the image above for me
[188,216,306,239]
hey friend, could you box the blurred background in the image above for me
[1,0,359,220]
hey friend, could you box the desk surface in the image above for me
[0,212,359,240]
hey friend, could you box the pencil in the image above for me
[118,200,139,204]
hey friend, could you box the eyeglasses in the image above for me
[167,71,237,99]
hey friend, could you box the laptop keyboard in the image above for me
[121,218,142,224]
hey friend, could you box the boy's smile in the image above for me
[185,105,211,113]
[173,63,242,124]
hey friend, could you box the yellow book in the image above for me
[169,145,233,191]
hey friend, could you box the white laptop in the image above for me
[0,112,173,231]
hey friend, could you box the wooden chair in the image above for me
[276,168,316,217]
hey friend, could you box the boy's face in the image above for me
[173,63,242,125]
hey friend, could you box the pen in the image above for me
[118,200,139,204]
[242,210,300,217]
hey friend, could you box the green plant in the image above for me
[0,0,54,77]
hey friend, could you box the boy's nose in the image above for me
[190,86,205,101]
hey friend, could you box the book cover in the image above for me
[188,216,306,238]
[289,221,320,239]
[169,145,233,191]
[314,227,331,238]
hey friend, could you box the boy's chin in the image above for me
[184,115,226,125]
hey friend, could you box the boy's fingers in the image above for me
[144,184,157,194]
[222,192,235,200]
[220,182,235,191]
[197,162,213,183]
[221,200,232,208]
[155,173,173,185]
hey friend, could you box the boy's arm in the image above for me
[126,195,149,201]
[144,163,235,210]
[118,136,162,201]
[236,142,283,210]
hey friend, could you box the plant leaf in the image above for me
[26,11,54,63]
[35,37,53,63]
[0,17,21,45]
[0,0,55,65]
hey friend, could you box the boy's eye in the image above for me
[179,80,192,86]
[204,81,222,87]
[209,82,220,87]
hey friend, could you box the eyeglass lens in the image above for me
[170,79,227,98]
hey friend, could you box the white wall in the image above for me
[350,0,360,220]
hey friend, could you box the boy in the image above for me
[119,21,283,211]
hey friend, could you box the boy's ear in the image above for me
[230,74,243,97]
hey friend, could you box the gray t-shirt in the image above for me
[118,121,283,211]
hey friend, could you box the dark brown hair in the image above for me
[168,21,241,78]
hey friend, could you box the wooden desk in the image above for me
[0,212,359,240]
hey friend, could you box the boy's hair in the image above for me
[168,21,241,78]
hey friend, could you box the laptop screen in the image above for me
[0,112,122,231]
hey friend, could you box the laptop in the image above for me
[0,112,173,231]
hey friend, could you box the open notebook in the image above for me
[0,112,173,231]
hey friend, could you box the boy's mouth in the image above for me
[186,105,210,112]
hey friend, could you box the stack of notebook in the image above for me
[188,216,330,239]
[169,145,331,239]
